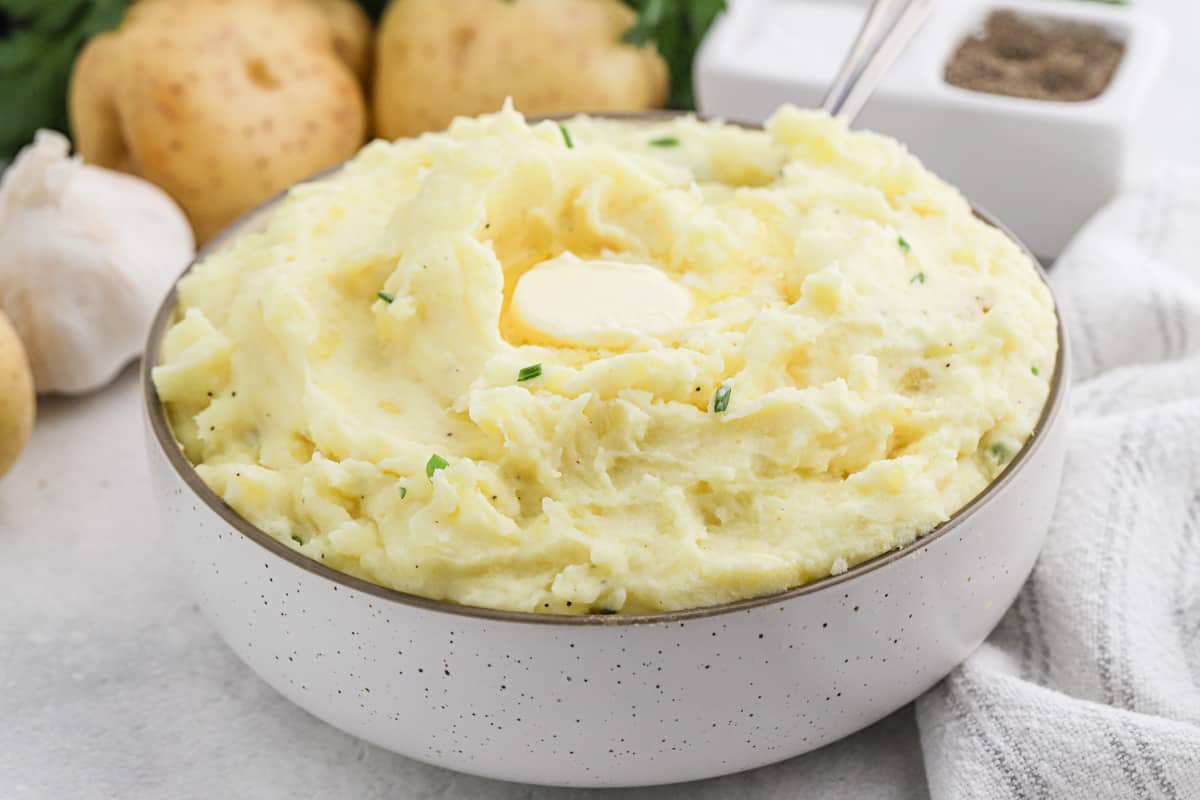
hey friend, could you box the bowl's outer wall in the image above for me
[145,380,1068,787]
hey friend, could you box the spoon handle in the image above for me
[822,0,934,122]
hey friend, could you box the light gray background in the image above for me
[3,1,1197,797]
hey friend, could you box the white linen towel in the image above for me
[914,167,1200,799]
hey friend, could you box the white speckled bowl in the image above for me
[142,115,1070,788]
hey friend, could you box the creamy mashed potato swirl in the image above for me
[153,105,1057,615]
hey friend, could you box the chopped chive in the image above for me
[377,291,395,303]
[1031,366,1040,376]
[398,485,408,499]
[558,123,574,149]
[517,363,543,382]
[989,443,1010,462]
[910,272,926,284]
[898,236,911,253]
[291,534,304,545]
[649,136,680,147]
[712,382,732,413]
[426,454,449,479]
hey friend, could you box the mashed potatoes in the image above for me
[153,104,1057,615]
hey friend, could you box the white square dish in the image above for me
[696,0,1169,258]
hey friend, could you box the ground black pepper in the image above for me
[945,11,1124,102]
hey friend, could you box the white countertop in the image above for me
[3,2,1197,797]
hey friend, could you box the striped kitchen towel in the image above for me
[915,167,1200,799]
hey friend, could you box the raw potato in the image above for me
[311,0,373,84]
[373,0,668,140]
[0,311,34,479]
[69,0,370,243]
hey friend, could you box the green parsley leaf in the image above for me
[1031,366,1040,376]
[291,534,304,545]
[649,136,680,147]
[898,235,911,253]
[426,454,449,479]
[517,363,543,382]
[712,382,732,413]
[911,272,926,284]
[0,0,130,160]
[377,291,395,304]
[621,0,727,110]
[558,123,574,149]
[398,485,407,499]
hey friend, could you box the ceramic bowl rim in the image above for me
[141,111,1069,627]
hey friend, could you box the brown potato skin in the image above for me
[310,0,373,84]
[373,0,668,140]
[69,0,370,243]
[0,311,34,480]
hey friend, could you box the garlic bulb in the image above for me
[0,130,194,394]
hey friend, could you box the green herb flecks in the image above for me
[910,272,926,284]
[377,291,395,304]
[1031,366,1040,376]
[898,235,911,253]
[596,608,619,615]
[291,534,304,545]
[398,485,408,499]
[989,443,1010,463]
[426,454,449,479]
[649,136,680,147]
[558,123,574,149]
[517,363,543,382]
[712,382,732,413]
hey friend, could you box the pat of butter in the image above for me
[510,253,692,347]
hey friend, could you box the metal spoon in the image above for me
[822,0,935,122]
